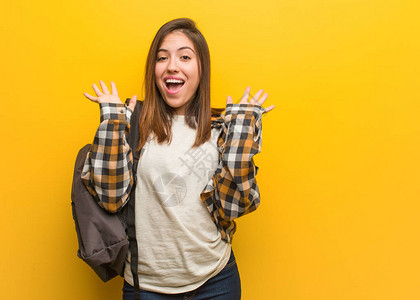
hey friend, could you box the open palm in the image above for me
[226,86,275,114]
[83,80,137,112]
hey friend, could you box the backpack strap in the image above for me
[125,98,143,300]
[127,175,141,300]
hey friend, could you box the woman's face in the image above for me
[155,31,200,116]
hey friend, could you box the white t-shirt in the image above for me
[124,114,231,294]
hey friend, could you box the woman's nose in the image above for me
[167,58,179,72]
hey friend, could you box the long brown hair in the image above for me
[135,18,224,152]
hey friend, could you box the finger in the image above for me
[92,83,103,96]
[83,92,98,103]
[256,93,269,106]
[99,80,111,95]
[250,89,264,104]
[111,81,119,97]
[127,95,137,112]
[240,86,251,104]
[262,104,275,114]
[226,95,233,105]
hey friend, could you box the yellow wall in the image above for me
[1,0,419,299]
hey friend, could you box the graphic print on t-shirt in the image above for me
[151,172,187,207]
[177,142,220,183]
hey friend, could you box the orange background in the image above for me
[1,0,419,299]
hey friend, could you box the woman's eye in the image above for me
[157,56,190,62]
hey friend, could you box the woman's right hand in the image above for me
[83,80,137,112]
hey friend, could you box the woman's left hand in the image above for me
[227,86,275,114]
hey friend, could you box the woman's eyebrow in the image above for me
[157,46,195,54]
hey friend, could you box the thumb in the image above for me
[226,95,233,105]
[128,95,137,112]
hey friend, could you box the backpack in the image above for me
[71,143,129,282]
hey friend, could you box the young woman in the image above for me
[82,18,274,300]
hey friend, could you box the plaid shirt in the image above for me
[81,101,264,243]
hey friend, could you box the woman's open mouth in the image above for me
[164,81,185,95]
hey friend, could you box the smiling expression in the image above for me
[155,31,201,116]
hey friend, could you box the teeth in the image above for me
[166,79,184,84]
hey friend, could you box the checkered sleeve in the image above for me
[80,102,134,213]
[201,103,265,226]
